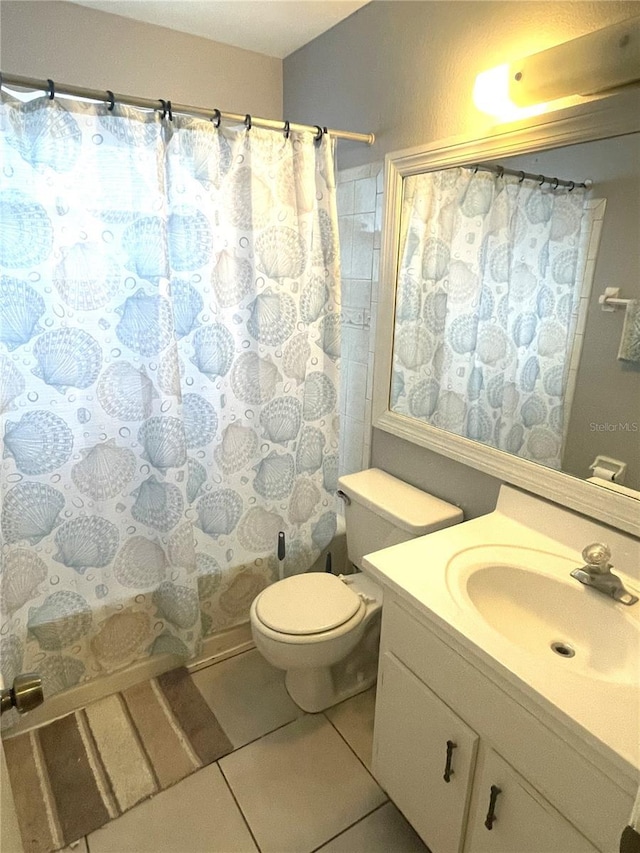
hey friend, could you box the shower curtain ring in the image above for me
[244,114,252,130]
[473,164,479,174]
[283,120,290,139]
[158,99,172,120]
[211,109,221,128]
[538,174,545,186]
[47,79,55,100]
[568,181,575,192]
[497,166,504,179]
[518,171,525,183]
[106,90,115,111]
[314,125,323,142]
[551,177,559,190]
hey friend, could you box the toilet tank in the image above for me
[337,468,463,569]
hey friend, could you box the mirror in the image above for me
[373,90,640,536]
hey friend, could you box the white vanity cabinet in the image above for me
[372,593,631,853]
[375,652,478,853]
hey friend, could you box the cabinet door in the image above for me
[464,747,598,853]
[373,653,479,853]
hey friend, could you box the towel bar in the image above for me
[599,287,632,311]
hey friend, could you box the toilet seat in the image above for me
[255,573,362,635]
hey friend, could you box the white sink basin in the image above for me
[363,486,640,774]
[446,545,640,686]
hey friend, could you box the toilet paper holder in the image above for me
[589,455,627,483]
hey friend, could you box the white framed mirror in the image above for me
[372,90,640,536]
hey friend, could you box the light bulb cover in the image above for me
[509,15,640,106]
[474,14,640,119]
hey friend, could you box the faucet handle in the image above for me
[582,542,612,572]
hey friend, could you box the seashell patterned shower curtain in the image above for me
[0,91,340,708]
[392,167,591,470]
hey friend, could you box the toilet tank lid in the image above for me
[338,468,463,535]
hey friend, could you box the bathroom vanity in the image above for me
[364,486,639,853]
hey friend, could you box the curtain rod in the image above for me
[468,162,591,190]
[0,72,375,145]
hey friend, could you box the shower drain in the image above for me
[550,641,575,658]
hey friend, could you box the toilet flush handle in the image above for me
[336,489,351,506]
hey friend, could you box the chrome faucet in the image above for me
[571,543,638,606]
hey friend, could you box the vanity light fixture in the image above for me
[474,14,640,120]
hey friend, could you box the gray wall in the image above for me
[284,1,639,169]
[284,0,640,518]
[372,430,502,519]
[0,1,282,118]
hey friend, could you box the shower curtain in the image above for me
[0,91,340,701]
[392,166,590,469]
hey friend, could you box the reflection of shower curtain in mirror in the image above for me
[0,91,340,705]
[392,167,591,469]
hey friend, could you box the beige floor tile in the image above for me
[87,763,257,853]
[220,714,386,853]
[315,801,429,852]
[325,686,376,768]
[191,649,303,748]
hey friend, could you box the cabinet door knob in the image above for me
[443,739,457,783]
[484,785,502,830]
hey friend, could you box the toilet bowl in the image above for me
[251,572,382,712]
[250,468,463,712]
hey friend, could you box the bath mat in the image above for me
[3,667,233,853]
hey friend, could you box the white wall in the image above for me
[337,161,384,475]
[0,1,282,119]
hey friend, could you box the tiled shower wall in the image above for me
[337,162,384,475]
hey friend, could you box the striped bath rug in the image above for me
[4,667,233,853]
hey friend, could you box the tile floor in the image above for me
[64,648,428,853]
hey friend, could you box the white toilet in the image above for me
[250,468,463,712]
